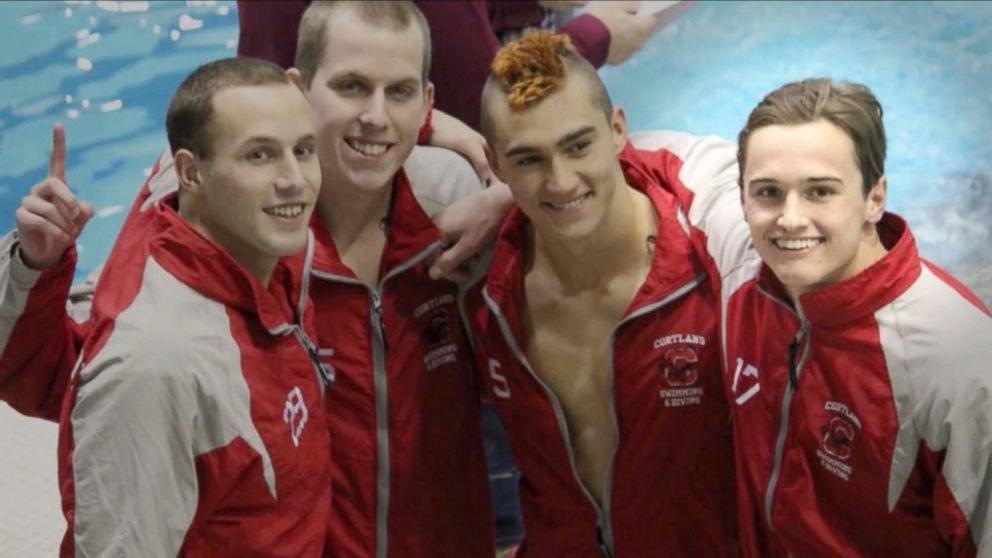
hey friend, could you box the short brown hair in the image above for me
[295,0,431,88]
[165,57,289,158]
[480,30,612,142]
[738,78,886,195]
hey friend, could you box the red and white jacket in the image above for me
[0,146,494,558]
[465,144,738,557]
[630,130,992,557]
[59,192,332,556]
[306,165,493,558]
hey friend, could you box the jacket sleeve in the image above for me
[0,149,178,421]
[404,145,484,218]
[885,269,992,556]
[66,346,202,557]
[0,234,88,420]
[628,130,753,281]
[921,364,992,557]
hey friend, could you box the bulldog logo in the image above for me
[662,347,699,387]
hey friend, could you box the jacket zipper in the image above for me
[483,273,704,557]
[311,239,443,558]
[757,286,810,533]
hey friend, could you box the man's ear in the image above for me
[865,175,887,224]
[484,142,502,183]
[287,68,307,92]
[423,81,435,122]
[739,182,749,224]
[611,106,628,154]
[174,149,204,196]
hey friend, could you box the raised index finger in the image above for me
[49,123,67,182]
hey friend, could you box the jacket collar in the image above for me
[757,212,921,327]
[310,168,442,281]
[484,142,706,312]
[149,195,306,332]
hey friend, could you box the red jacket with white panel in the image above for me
[465,144,739,557]
[629,130,992,557]
[58,190,332,556]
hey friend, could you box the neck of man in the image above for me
[179,203,276,287]
[317,175,394,252]
[530,176,657,294]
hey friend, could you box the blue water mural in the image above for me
[1,0,989,303]
[600,1,992,302]
[0,0,238,284]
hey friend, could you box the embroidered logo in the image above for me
[654,334,707,407]
[416,294,459,371]
[426,307,451,346]
[662,347,699,386]
[816,400,861,481]
[283,386,309,448]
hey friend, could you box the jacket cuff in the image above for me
[2,231,76,289]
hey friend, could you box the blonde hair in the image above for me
[295,0,431,87]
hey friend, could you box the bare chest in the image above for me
[523,288,639,504]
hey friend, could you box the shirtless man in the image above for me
[465,31,737,556]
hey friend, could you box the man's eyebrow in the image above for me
[805,176,844,184]
[746,175,845,186]
[325,71,420,87]
[240,136,278,146]
[504,126,596,158]
[555,126,595,148]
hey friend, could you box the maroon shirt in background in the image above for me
[235,0,610,132]
[236,0,307,70]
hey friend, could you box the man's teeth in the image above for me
[348,139,388,157]
[546,194,589,210]
[265,204,304,218]
[775,238,822,250]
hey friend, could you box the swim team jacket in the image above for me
[629,130,992,557]
[0,146,493,558]
[465,144,738,557]
[59,193,332,556]
[306,165,493,558]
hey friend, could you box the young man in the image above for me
[43,57,330,555]
[287,3,493,556]
[467,31,738,556]
[636,78,992,556]
[0,2,494,557]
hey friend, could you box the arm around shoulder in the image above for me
[629,130,753,280]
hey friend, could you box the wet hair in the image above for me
[165,57,290,159]
[738,78,886,196]
[295,0,432,88]
[480,30,613,142]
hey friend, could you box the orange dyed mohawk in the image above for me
[490,30,576,111]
